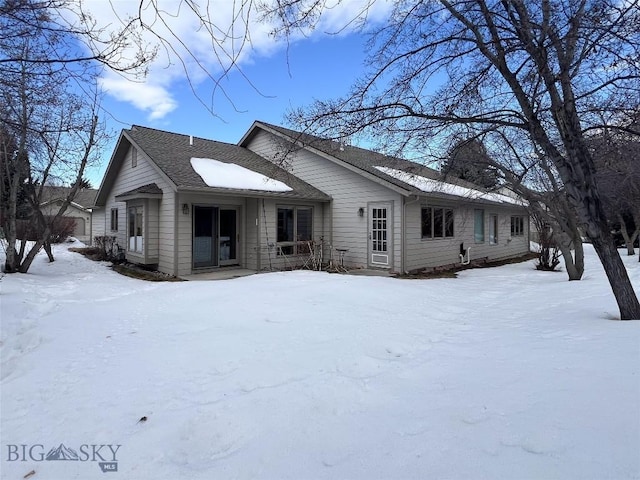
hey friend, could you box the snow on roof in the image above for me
[374,166,523,205]
[191,157,292,192]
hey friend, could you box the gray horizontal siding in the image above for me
[404,202,529,271]
[102,145,175,273]
[246,130,403,271]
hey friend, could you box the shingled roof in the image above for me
[40,186,98,209]
[246,122,522,206]
[125,125,330,201]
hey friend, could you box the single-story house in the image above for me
[40,186,97,244]
[93,123,529,277]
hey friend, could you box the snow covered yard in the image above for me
[1,244,639,480]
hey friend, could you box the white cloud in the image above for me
[99,76,177,120]
[75,0,393,120]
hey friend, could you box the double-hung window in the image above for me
[421,207,454,238]
[511,216,525,237]
[128,206,144,253]
[277,206,313,255]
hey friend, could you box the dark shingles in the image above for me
[40,186,98,209]
[115,183,163,198]
[255,122,444,194]
[254,122,527,207]
[126,126,330,200]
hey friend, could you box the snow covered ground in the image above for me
[1,243,639,479]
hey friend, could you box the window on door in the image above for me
[128,206,143,253]
[277,206,313,255]
[371,207,388,252]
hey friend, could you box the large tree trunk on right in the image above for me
[590,235,640,320]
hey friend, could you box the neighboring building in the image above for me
[94,123,529,277]
[40,187,97,244]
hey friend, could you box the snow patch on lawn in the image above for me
[1,244,639,479]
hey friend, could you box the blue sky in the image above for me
[84,1,393,187]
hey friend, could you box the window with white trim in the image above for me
[421,207,454,238]
[110,208,118,231]
[511,216,525,236]
[277,206,313,255]
[128,206,144,253]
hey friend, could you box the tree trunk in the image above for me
[3,165,21,273]
[618,214,636,256]
[558,242,584,280]
[44,240,54,262]
[590,236,640,319]
[573,237,584,279]
[18,239,44,273]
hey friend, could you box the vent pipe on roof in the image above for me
[189,135,193,146]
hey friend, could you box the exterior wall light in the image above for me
[182,203,190,215]
[358,207,365,217]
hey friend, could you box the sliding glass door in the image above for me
[193,206,239,269]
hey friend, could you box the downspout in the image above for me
[329,199,334,252]
[173,193,179,277]
[256,198,261,271]
[402,195,421,274]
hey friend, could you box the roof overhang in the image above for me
[176,186,331,202]
[413,191,528,209]
[115,192,163,202]
[94,131,177,207]
[115,183,164,202]
[40,200,89,212]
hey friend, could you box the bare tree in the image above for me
[591,131,640,256]
[0,0,270,272]
[1,0,276,118]
[1,9,105,272]
[0,0,153,74]
[265,0,640,319]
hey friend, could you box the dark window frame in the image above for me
[277,205,313,255]
[110,208,118,231]
[511,216,525,236]
[421,206,455,239]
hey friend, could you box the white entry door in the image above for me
[368,203,392,268]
